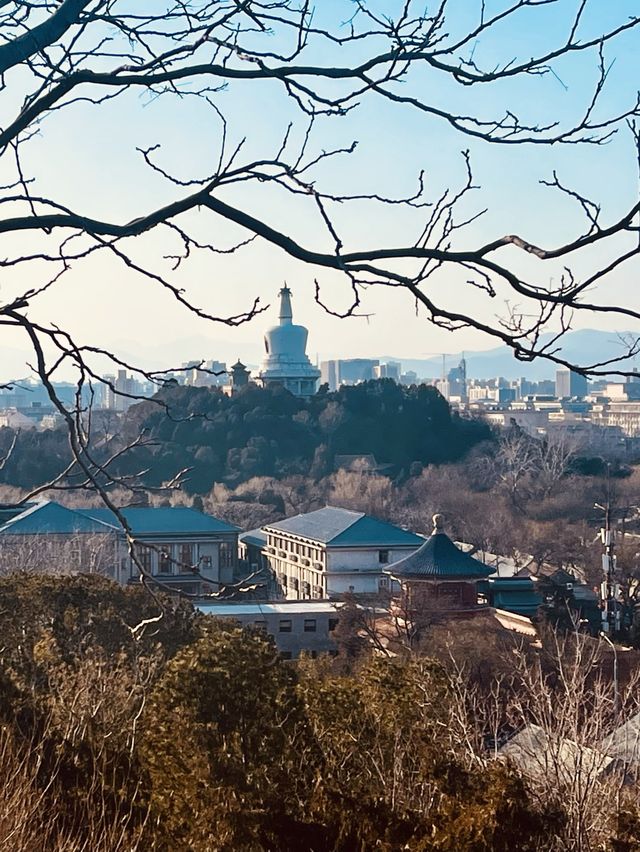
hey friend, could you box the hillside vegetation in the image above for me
[0,380,491,493]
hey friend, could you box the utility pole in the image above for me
[596,496,620,635]
[599,630,619,717]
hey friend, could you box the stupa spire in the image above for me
[279,285,293,325]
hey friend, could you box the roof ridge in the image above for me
[0,498,58,532]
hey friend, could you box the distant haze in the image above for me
[2,328,638,384]
[382,330,640,381]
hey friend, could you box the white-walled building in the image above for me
[262,506,424,600]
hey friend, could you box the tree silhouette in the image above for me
[0,0,639,579]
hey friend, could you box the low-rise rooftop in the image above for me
[264,506,423,548]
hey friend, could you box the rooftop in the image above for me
[79,506,239,536]
[240,528,268,548]
[197,600,342,617]
[500,723,614,781]
[386,515,493,580]
[264,506,424,548]
[0,500,239,537]
[0,501,117,536]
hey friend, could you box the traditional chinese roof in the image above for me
[601,711,640,766]
[0,501,117,536]
[500,724,614,781]
[80,506,239,537]
[264,506,423,548]
[386,514,493,580]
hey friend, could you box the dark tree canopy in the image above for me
[0,380,492,493]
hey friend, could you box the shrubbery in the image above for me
[3,574,640,850]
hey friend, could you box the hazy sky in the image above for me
[1,0,639,380]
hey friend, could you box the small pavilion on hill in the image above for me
[385,514,493,621]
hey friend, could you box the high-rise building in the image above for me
[181,360,227,387]
[446,358,467,400]
[373,361,401,381]
[400,370,419,386]
[555,369,588,399]
[101,370,145,411]
[320,358,380,390]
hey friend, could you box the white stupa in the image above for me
[258,286,320,397]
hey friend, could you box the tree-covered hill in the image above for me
[0,380,491,494]
[118,379,492,493]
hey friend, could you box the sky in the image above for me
[0,0,639,380]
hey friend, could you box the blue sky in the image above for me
[0,0,639,379]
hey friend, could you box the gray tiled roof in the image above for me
[264,506,423,547]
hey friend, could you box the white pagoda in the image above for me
[258,286,320,397]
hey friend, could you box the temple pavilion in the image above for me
[385,514,493,622]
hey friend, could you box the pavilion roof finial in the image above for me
[432,513,445,534]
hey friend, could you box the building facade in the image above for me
[262,506,424,600]
[555,369,588,399]
[0,501,239,596]
[196,600,342,659]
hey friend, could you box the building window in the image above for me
[328,618,339,632]
[378,549,389,564]
[280,651,292,660]
[158,545,172,574]
[279,619,292,633]
[135,547,152,574]
[378,576,389,590]
[179,543,193,572]
[290,577,299,591]
[254,620,267,631]
[219,541,235,569]
[303,619,317,633]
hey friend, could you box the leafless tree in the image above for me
[0,530,119,577]
[443,627,640,851]
[535,429,581,498]
[493,427,539,508]
[0,0,638,591]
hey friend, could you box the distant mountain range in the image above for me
[382,329,640,381]
[2,328,638,384]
